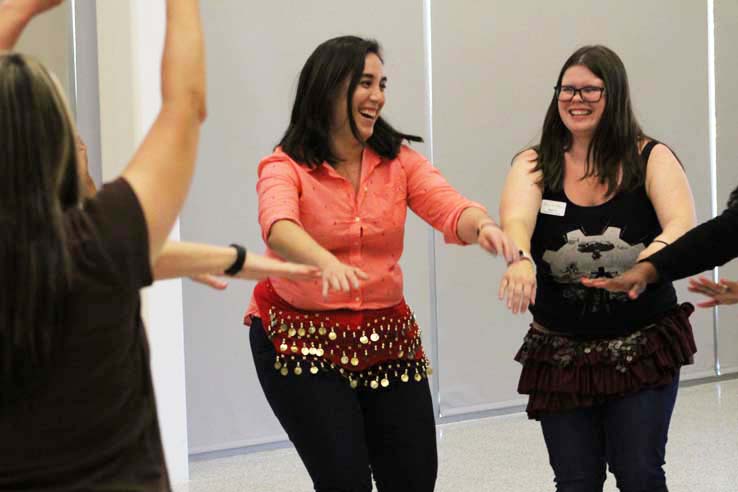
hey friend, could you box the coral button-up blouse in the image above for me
[245,144,485,321]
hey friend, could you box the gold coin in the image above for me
[316,348,325,357]
[398,350,405,358]
[350,357,360,367]
[294,366,303,376]
[288,328,296,337]
[298,328,306,337]
[414,373,422,382]
[318,327,327,336]
[301,347,310,356]
[280,367,289,376]
[290,345,299,353]
[426,367,433,376]
[401,374,410,383]
[360,336,369,345]
[279,323,288,332]
[350,380,358,389]
[370,380,379,389]
[310,366,319,375]
[308,326,316,334]
[370,333,380,342]
[380,378,389,388]
[274,361,282,370]
[341,355,349,365]
[309,347,317,356]
[279,343,288,352]
[328,331,337,341]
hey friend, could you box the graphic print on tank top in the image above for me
[541,225,645,315]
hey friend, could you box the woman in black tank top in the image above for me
[498,46,697,492]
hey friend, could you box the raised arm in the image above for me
[121,0,206,264]
[498,150,542,313]
[0,0,62,50]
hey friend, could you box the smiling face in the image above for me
[331,53,386,143]
[557,64,606,139]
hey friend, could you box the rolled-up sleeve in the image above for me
[257,157,303,243]
[400,146,487,245]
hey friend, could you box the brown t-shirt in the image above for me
[0,179,170,491]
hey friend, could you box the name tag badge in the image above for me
[541,199,566,216]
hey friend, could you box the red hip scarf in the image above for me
[249,280,431,389]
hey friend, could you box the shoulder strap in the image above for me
[640,140,659,168]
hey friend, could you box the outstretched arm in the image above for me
[153,241,321,285]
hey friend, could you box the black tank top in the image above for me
[529,141,677,338]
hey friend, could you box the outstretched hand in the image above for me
[498,259,536,314]
[320,260,369,298]
[580,262,658,300]
[687,276,738,308]
[477,223,520,264]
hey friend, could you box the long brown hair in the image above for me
[533,45,647,195]
[279,36,422,168]
[0,53,81,402]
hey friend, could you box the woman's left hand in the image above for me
[478,223,520,264]
[687,276,738,308]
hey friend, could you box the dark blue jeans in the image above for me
[539,374,679,492]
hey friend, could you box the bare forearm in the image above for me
[456,207,495,245]
[153,241,236,280]
[501,219,533,253]
[268,220,338,268]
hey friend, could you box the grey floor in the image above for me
[175,378,738,492]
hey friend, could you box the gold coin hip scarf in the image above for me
[251,280,432,390]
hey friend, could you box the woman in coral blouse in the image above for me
[245,35,518,491]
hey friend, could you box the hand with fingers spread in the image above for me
[320,260,369,298]
[477,221,520,264]
[687,276,738,308]
[580,261,659,300]
[499,257,536,314]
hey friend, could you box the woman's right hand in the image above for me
[320,260,369,298]
[498,259,536,314]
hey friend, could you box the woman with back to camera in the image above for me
[0,0,316,490]
[498,45,697,491]
[245,35,519,491]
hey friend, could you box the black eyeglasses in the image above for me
[555,85,606,102]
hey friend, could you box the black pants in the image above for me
[250,318,438,492]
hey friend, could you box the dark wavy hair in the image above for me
[278,35,422,167]
[532,45,647,195]
[0,53,81,402]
